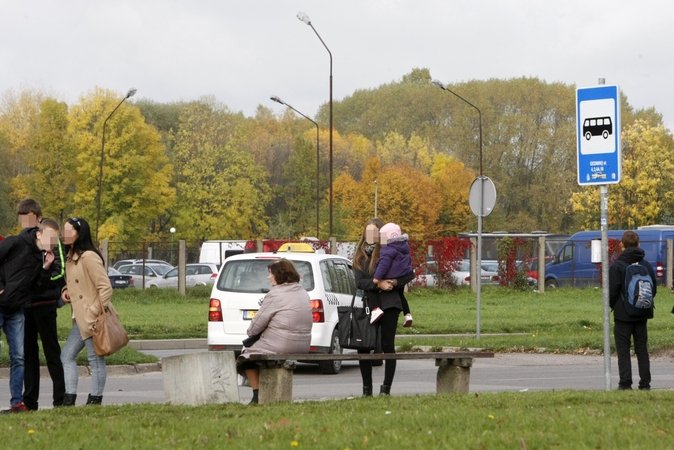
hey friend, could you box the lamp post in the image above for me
[95,87,137,244]
[297,12,333,240]
[170,227,176,265]
[432,79,486,338]
[271,95,320,239]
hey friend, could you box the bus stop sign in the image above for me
[576,85,621,186]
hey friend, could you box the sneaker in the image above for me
[370,307,384,324]
[403,313,413,328]
[639,385,651,391]
[0,402,29,414]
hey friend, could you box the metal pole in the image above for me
[374,180,378,218]
[598,77,611,391]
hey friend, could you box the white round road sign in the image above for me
[468,176,497,217]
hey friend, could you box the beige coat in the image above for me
[64,251,113,340]
[241,282,313,358]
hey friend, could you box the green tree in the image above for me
[171,101,270,241]
[69,87,175,243]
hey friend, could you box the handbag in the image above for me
[337,292,378,351]
[91,297,129,357]
[242,333,261,347]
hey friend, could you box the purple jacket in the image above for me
[373,235,413,280]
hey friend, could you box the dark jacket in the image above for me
[28,238,66,307]
[0,227,48,314]
[355,253,414,312]
[373,235,413,281]
[609,246,656,322]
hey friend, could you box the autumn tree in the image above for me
[431,154,475,236]
[69,87,175,243]
[171,100,270,241]
[571,119,674,229]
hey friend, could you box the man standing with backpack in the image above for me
[609,231,656,391]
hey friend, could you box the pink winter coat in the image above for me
[240,282,312,358]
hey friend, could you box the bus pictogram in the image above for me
[583,116,612,140]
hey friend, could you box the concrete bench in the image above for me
[247,351,495,404]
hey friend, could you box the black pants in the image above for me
[614,319,650,389]
[358,308,401,388]
[23,304,65,410]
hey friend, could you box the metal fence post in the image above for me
[667,239,673,291]
[101,240,109,269]
[538,236,545,292]
[470,237,477,293]
[178,240,186,295]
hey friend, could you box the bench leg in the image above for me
[436,358,473,394]
[259,362,295,404]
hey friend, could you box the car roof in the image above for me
[223,252,351,263]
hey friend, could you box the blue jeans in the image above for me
[0,310,25,407]
[61,323,107,396]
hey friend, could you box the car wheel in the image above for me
[585,132,592,140]
[545,278,558,289]
[602,130,609,139]
[319,328,342,374]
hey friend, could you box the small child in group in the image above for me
[370,223,414,327]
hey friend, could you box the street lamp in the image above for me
[297,11,333,240]
[271,95,320,239]
[170,227,176,265]
[95,87,137,244]
[432,78,486,338]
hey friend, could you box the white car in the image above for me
[208,250,362,374]
[117,263,173,288]
[149,263,220,288]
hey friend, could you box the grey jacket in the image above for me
[241,282,313,358]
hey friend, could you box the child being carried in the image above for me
[370,222,413,327]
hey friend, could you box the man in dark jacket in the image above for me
[22,218,66,410]
[0,222,57,413]
[608,230,656,390]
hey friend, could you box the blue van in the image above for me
[544,229,674,288]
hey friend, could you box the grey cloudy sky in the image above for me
[1,0,673,131]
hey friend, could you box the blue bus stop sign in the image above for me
[576,85,621,186]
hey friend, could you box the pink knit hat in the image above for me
[380,223,401,240]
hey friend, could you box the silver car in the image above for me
[117,264,173,289]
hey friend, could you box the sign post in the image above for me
[577,82,621,391]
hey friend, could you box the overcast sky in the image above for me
[1,0,673,132]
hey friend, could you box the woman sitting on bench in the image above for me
[236,258,313,404]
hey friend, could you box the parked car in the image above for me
[108,267,134,289]
[413,260,499,287]
[149,263,220,289]
[117,264,173,288]
[208,250,363,374]
[112,259,173,271]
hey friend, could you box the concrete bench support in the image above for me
[258,360,296,404]
[436,357,473,394]
[163,351,240,405]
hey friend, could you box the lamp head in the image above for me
[270,96,284,105]
[431,79,446,90]
[170,227,176,234]
[126,88,137,98]
[297,12,311,25]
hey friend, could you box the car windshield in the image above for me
[218,259,314,293]
[108,268,121,275]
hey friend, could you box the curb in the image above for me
[0,363,162,380]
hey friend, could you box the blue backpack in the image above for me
[621,261,655,317]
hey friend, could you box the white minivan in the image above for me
[208,249,362,374]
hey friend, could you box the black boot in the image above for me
[363,386,373,397]
[379,385,391,396]
[62,394,77,406]
[248,389,259,405]
[86,394,103,405]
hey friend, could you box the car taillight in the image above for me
[209,299,222,322]
[210,273,217,279]
[657,262,664,279]
[310,299,324,323]
[129,279,135,285]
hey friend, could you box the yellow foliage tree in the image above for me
[431,154,475,236]
[571,120,674,229]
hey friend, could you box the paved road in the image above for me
[3,349,674,408]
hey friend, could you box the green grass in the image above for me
[2,390,674,448]
[3,285,673,367]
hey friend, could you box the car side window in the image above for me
[560,245,573,263]
[320,261,334,292]
[331,260,352,295]
[166,268,178,278]
[186,266,198,276]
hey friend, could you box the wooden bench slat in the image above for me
[248,351,494,362]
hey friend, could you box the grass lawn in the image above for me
[2,390,674,448]
[3,285,674,367]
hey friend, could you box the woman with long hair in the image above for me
[60,217,112,406]
[353,218,414,396]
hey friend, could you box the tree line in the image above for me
[1,68,672,244]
